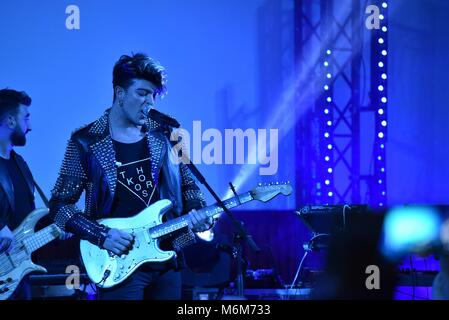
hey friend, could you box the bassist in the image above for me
[0,89,35,300]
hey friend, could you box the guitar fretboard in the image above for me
[149,192,253,238]
[24,225,61,253]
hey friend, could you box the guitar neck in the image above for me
[150,192,254,238]
[24,224,61,253]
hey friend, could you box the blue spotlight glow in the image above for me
[381,206,441,260]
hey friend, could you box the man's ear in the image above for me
[115,86,125,100]
[5,115,16,129]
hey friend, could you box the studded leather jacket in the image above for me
[49,109,206,248]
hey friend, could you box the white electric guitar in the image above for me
[80,183,292,288]
[0,208,61,300]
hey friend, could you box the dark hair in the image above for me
[0,89,31,120]
[112,53,167,101]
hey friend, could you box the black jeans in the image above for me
[97,264,182,300]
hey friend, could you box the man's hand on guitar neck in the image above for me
[102,228,134,256]
[0,225,16,254]
[188,209,215,233]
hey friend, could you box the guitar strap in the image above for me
[33,179,49,208]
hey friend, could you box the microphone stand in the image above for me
[159,123,261,298]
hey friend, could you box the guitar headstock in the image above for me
[250,182,293,202]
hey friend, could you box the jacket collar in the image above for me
[88,109,168,196]
[0,156,14,211]
[0,150,35,212]
[12,151,35,197]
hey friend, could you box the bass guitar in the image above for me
[0,208,61,300]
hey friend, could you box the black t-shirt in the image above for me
[0,157,35,230]
[109,137,159,218]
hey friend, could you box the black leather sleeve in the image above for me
[179,162,207,213]
[49,137,108,247]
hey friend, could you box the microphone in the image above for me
[147,108,180,128]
